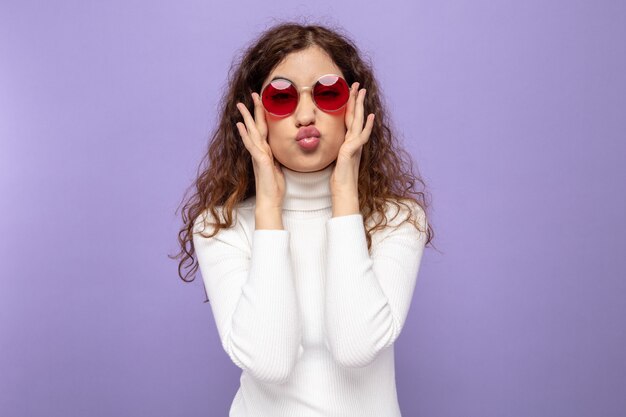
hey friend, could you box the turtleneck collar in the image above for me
[281,163,334,211]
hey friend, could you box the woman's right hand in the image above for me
[236,92,285,210]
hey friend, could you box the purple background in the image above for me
[1,1,625,416]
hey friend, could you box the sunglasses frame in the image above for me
[259,73,351,117]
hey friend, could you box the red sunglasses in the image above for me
[260,74,351,117]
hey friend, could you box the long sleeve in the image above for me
[324,201,428,368]
[192,209,303,383]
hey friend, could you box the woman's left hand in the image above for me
[330,82,375,197]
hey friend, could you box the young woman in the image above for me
[173,22,434,417]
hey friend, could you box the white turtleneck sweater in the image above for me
[192,163,428,417]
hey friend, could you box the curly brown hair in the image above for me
[169,20,437,302]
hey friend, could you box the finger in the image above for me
[235,121,255,154]
[345,82,359,131]
[237,119,268,159]
[353,88,366,135]
[252,92,268,139]
[360,113,375,144]
[236,102,260,142]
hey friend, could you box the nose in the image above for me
[294,89,316,126]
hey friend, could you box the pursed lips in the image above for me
[296,126,321,141]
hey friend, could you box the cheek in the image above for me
[265,118,279,144]
[339,110,348,133]
[266,118,288,149]
[332,117,347,139]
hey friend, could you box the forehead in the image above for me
[262,46,344,88]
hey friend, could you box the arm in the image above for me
[324,201,428,368]
[192,208,303,383]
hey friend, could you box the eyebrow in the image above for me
[270,75,295,84]
[265,73,341,88]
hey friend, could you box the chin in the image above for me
[282,160,331,173]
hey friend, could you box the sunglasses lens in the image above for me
[313,75,350,111]
[261,75,350,116]
[261,79,297,116]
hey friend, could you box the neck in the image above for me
[281,163,334,211]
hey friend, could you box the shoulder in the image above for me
[366,198,428,249]
[192,196,257,236]
[367,198,427,230]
